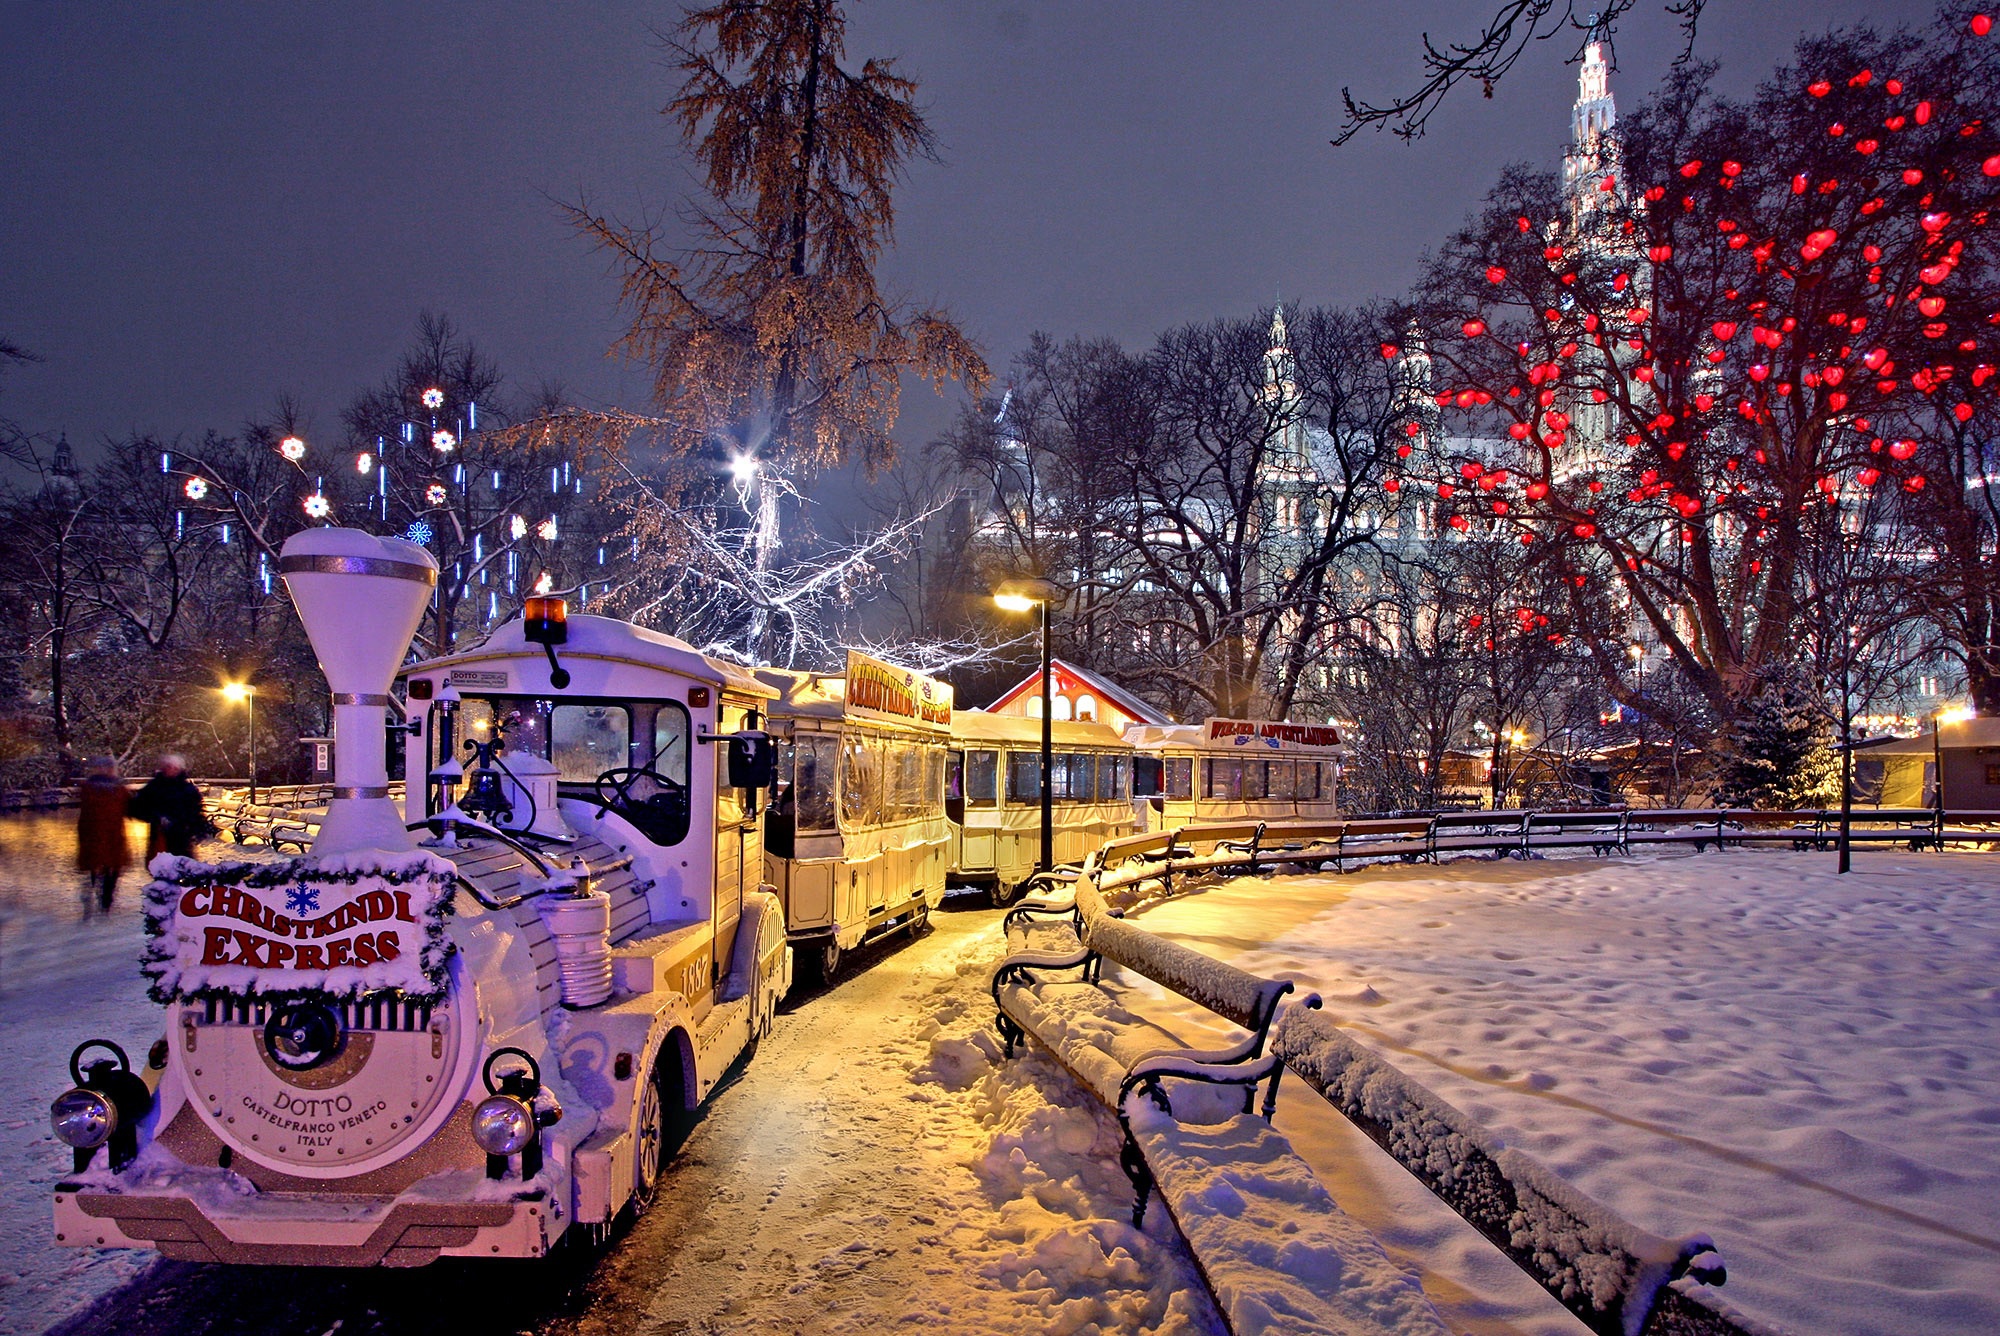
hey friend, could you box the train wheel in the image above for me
[909,901,932,936]
[816,939,843,983]
[629,1068,666,1211]
[988,879,1022,908]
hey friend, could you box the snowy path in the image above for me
[1128,849,2000,1336]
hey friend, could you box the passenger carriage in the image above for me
[49,529,790,1266]
[1125,718,1346,828]
[945,709,1136,905]
[757,653,953,982]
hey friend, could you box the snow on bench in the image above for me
[1130,1104,1452,1336]
[1272,1006,1748,1336]
[992,890,1462,1336]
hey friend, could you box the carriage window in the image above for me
[796,733,838,834]
[1102,754,1130,801]
[1267,760,1296,801]
[1242,759,1268,801]
[1298,761,1321,800]
[1205,757,1242,800]
[840,736,877,827]
[1164,757,1194,800]
[893,744,925,818]
[927,748,947,815]
[551,705,630,782]
[966,750,999,808]
[1058,753,1093,802]
[652,705,691,786]
[1007,752,1042,803]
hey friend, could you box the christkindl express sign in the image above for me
[1205,718,1344,749]
[143,852,456,1002]
[845,650,954,729]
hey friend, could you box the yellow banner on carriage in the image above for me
[844,651,953,732]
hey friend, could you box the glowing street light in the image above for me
[994,577,1062,874]
[221,681,257,804]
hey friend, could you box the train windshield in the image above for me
[453,694,693,845]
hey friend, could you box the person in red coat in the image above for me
[75,757,131,913]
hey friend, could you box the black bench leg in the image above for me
[1121,1133,1153,1227]
[995,1012,1022,1058]
[1260,1065,1285,1121]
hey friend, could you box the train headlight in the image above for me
[471,1095,536,1156]
[50,1088,116,1150]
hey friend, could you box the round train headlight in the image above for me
[51,1087,117,1150]
[471,1095,536,1156]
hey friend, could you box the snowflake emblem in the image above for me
[285,884,321,916]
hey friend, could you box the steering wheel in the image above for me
[594,766,677,809]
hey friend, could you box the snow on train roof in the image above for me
[753,667,845,718]
[951,708,1128,747]
[408,614,774,696]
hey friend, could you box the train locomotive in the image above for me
[49,527,791,1265]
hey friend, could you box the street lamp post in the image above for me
[222,682,256,804]
[1838,639,1853,874]
[995,578,1060,874]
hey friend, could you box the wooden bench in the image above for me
[1333,816,1434,868]
[1625,809,1733,852]
[1427,809,1529,859]
[1523,808,1630,857]
[991,904,1457,1336]
[1717,809,1825,850]
[991,905,1307,1222]
[1247,819,1348,870]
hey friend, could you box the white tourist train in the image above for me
[44,528,1349,1268]
[49,528,791,1264]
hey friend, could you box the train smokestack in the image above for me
[280,528,438,856]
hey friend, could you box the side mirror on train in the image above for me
[1132,756,1163,797]
[728,733,777,790]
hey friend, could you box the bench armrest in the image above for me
[1123,1049,1281,1095]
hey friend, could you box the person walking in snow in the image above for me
[74,757,131,913]
[127,754,209,860]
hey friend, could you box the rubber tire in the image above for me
[628,1066,667,1212]
[988,879,1023,909]
[816,938,843,983]
[909,901,932,936]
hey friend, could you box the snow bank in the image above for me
[1133,849,2000,1336]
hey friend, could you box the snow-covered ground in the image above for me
[1129,849,2000,1336]
[12,809,1994,1336]
[0,813,188,1336]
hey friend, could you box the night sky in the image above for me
[2,1,1940,471]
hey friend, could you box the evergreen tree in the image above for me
[1712,666,1841,809]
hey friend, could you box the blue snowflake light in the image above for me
[285,884,321,917]
[404,520,435,546]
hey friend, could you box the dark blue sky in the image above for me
[1,1,1937,463]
